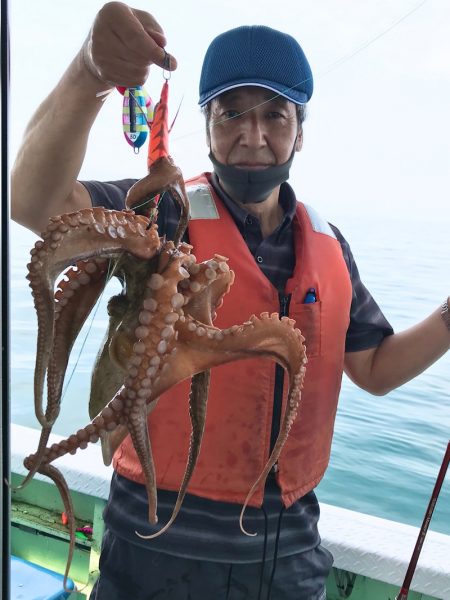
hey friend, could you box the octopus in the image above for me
[18,81,307,588]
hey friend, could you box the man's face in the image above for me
[208,86,302,168]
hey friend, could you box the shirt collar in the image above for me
[209,173,297,231]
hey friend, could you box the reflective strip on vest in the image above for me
[186,184,220,220]
[303,203,336,239]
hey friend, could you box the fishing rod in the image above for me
[396,440,450,600]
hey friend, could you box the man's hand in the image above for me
[82,1,177,88]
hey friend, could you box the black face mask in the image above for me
[208,146,297,204]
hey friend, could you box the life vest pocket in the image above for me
[292,301,321,358]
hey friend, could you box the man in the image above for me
[11,3,450,599]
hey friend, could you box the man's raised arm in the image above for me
[11,1,177,235]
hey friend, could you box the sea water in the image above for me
[10,215,450,535]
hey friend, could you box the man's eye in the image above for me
[268,111,284,119]
[223,109,241,119]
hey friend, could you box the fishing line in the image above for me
[317,0,429,76]
[131,191,167,212]
[171,0,429,135]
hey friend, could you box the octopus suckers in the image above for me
[135,325,149,339]
[139,311,153,325]
[205,268,217,281]
[146,366,157,378]
[143,298,158,312]
[148,274,165,290]
[164,313,179,324]
[107,225,118,238]
[161,326,174,339]
[171,293,184,309]
[157,340,168,354]
[133,341,146,355]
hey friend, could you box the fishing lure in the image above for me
[117,85,155,152]
[147,80,170,170]
[125,75,188,240]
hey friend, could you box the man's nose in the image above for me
[239,114,267,147]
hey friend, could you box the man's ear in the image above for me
[295,128,303,152]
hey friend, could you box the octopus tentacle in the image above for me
[50,258,110,421]
[125,162,190,247]
[23,456,76,593]
[238,317,307,535]
[89,245,192,470]
[27,209,160,431]
[160,313,307,535]
[136,369,211,539]
[89,281,134,426]
[15,259,110,490]
[19,211,159,490]
[125,399,159,524]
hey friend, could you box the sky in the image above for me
[9,0,450,229]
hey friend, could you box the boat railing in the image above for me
[10,423,450,600]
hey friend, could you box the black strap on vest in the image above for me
[270,293,292,452]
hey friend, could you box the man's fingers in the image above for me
[142,42,178,72]
[85,2,178,86]
[131,7,166,40]
[130,8,165,36]
[93,54,151,88]
[124,8,178,71]
[103,4,178,71]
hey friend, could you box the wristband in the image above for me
[441,298,450,332]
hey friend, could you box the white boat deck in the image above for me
[11,424,450,599]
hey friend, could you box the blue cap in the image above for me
[198,25,313,107]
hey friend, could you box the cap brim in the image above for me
[198,81,309,106]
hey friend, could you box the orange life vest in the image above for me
[114,173,352,508]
